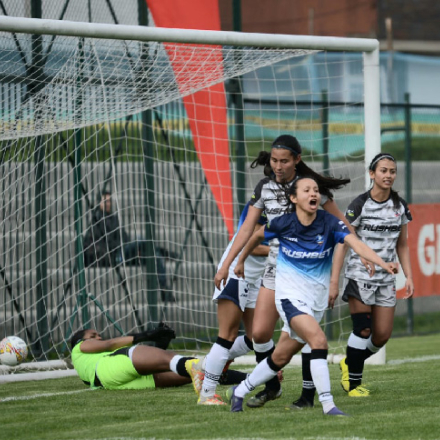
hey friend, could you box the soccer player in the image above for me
[214,134,353,409]
[227,177,398,415]
[71,324,247,391]
[334,152,414,396]
[70,324,200,390]
[194,202,270,405]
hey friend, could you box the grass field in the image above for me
[1,333,439,440]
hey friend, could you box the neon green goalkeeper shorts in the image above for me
[96,351,156,390]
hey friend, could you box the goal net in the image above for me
[0,17,381,380]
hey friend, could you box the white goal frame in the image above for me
[0,15,381,189]
[0,16,382,381]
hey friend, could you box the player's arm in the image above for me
[234,226,266,279]
[80,324,175,353]
[250,223,270,257]
[395,224,414,299]
[323,198,374,273]
[328,242,348,309]
[80,336,134,353]
[214,205,263,289]
[344,234,398,275]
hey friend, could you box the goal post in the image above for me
[0,16,382,380]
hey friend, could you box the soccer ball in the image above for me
[0,336,28,366]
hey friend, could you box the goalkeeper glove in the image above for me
[129,322,176,345]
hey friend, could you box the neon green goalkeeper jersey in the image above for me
[71,342,108,388]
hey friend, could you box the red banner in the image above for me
[396,203,440,299]
[147,0,234,238]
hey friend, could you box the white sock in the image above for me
[366,336,381,354]
[201,344,229,397]
[252,339,274,354]
[228,335,252,360]
[310,358,334,413]
[169,355,183,374]
[348,332,368,350]
[234,358,277,399]
[301,343,312,354]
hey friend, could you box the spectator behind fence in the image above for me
[83,191,174,301]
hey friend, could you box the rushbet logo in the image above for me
[281,246,332,259]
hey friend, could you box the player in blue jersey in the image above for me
[215,134,358,409]
[192,202,270,405]
[332,153,414,396]
[227,177,398,415]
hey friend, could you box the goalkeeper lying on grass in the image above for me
[71,322,246,391]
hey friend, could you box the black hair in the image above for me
[369,152,400,209]
[250,134,351,200]
[250,150,272,177]
[70,329,88,350]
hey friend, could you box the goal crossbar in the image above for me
[0,16,378,52]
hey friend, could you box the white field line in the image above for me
[71,437,381,440]
[1,354,438,404]
[0,388,91,402]
[387,354,440,365]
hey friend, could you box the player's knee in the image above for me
[252,329,272,344]
[351,312,371,339]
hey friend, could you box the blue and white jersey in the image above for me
[217,202,268,284]
[250,176,329,266]
[264,210,349,311]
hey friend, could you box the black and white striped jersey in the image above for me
[344,191,412,285]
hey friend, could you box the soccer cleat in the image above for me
[246,387,282,408]
[325,406,349,417]
[348,385,370,397]
[185,358,204,396]
[197,394,227,406]
[228,386,244,412]
[340,356,350,393]
[286,396,314,410]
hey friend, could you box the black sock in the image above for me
[219,369,247,385]
[263,354,281,392]
[255,344,274,363]
[300,352,315,402]
[243,335,253,351]
[176,356,196,378]
[347,346,365,390]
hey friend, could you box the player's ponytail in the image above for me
[296,161,350,200]
[250,151,272,177]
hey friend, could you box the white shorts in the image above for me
[261,263,276,290]
[213,277,260,311]
[275,296,325,344]
[342,278,397,307]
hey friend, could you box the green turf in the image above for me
[1,333,439,440]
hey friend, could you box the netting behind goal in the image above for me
[0,18,380,376]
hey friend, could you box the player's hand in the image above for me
[383,262,399,275]
[234,261,245,280]
[214,266,229,290]
[130,322,176,344]
[328,278,339,309]
[403,278,415,299]
[361,257,376,277]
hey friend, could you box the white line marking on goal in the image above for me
[0,388,91,402]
